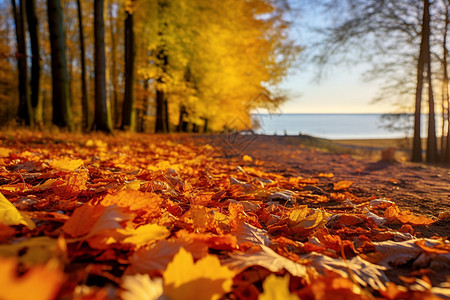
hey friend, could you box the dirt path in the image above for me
[202,134,450,237]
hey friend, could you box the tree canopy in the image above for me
[0,0,299,132]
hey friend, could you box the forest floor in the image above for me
[0,130,449,299]
[203,134,450,237]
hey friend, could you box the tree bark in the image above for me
[92,0,113,132]
[11,0,32,126]
[155,47,168,133]
[423,0,437,163]
[444,0,450,164]
[25,0,42,127]
[121,10,136,131]
[76,0,89,130]
[108,1,120,128]
[412,0,429,162]
[155,79,167,133]
[47,0,73,130]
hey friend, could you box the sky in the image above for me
[277,67,394,114]
[276,1,399,115]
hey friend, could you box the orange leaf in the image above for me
[62,202,107,237]
[317,172,334,178]
[100,190,163,219]
[415,239,450,254]
[333,181,353,191]
[0,257,64,300]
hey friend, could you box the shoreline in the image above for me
[245,134,415,161]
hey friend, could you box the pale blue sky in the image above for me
[278,1,398,114]
[278,67,393,114]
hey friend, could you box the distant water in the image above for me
[252,114,418,140]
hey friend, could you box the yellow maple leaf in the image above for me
[289,205,309,223]
[0,257,64,300]
[163,247,235,300]
[120,223,170,247]
[259,274,300,300]
[288,206,327,230]
[49,158,83,171]
[0,192,35,230]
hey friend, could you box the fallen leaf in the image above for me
[63,203,132,239]
[259,274,300,300]
[49,158,83,171]
[120,223,170,247]
[0,191,36,230]
[243,155,253,162]
[438,210,450,220]
[126,238,209,275]
[163,247,235,300]
[121,274,163,300]
[0,257,64,300]
[333,181,353,191]
[225,245,308,277]
[317,172,334,178]
[0,236,66,266]
[233,222,270,246]
[304,252,387,290]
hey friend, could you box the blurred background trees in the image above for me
[0,0,297,133]
[300,0,450,163]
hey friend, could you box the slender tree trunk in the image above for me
[121,10,136,131]
[92,0,113,132]
[155,79,167,133]
[423,0,437,163]
[138,78,150,132]
[164,98,169,132]
[108,2,120,128]
[412,0,429,162]
[47,0,73,130]
[26,0,42,127]
[426,62,438,163]
[11,0,32,126]
[441,0,450,162]
[203,117,208,133]
[76,0,89,130]
[155,47,168,133]
[155,0,169,133]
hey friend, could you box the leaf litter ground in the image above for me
[0,131,449,300]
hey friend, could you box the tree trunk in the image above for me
[155,0,169,133]
[164,98,169,132]
[440,0,450,162]
[155,47,168,133]
[11,0,32,126]
[108,2,120,128]
[76,0,89,131]
[422,0,438,163]
[412,0,429,162]
[177,105,188,132]
[26,0,42,127]
[47,0,73,130]
[121,11,136,131]
[203,117,209,133]
[138,78,150,132]
[426,63,438,163]
[92,0,113,133]
[155,80,167,133]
